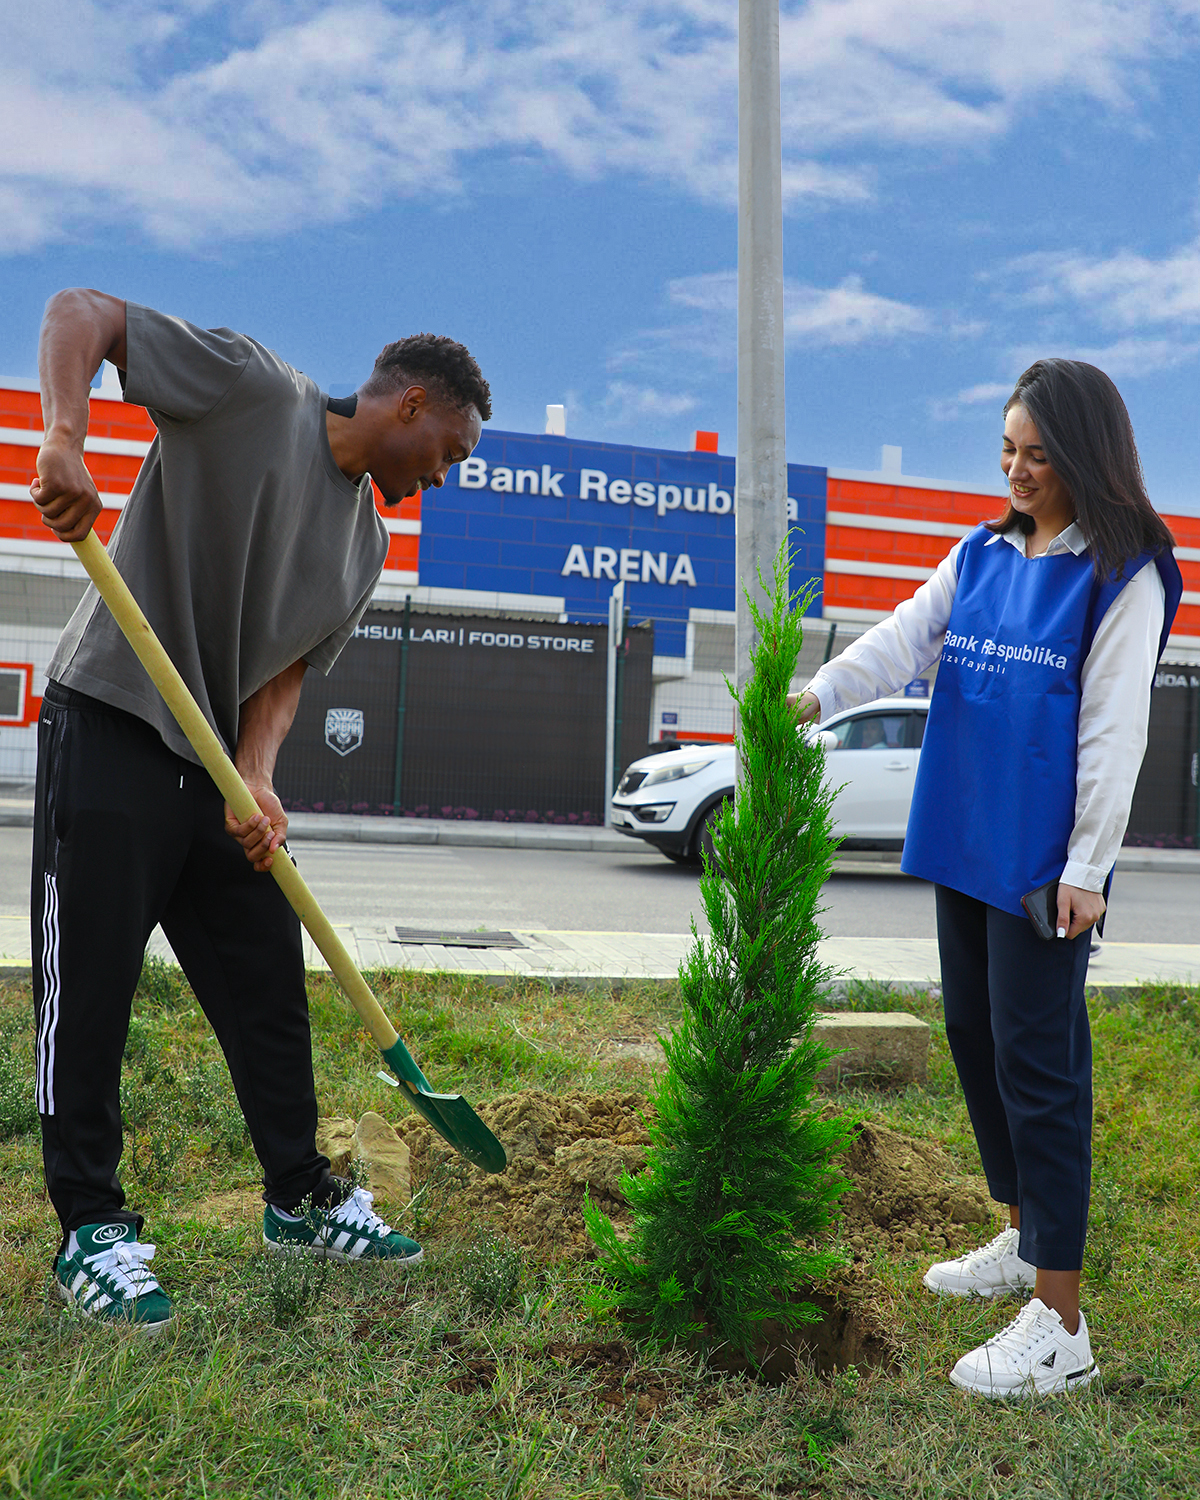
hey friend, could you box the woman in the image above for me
[792,360,1180,1397]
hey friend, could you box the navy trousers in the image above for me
[32,683,334,1247]
[935,883,1093,1272]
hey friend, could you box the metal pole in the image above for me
[1191,676,1199,848]
[604,581,625,820]
[736,0,788,715]
[613,606,629,791]
[392,595,411,813]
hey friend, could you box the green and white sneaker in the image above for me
[53,1222,174,1333]
[263,1186,423,1265]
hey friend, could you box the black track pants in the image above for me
[32,683,333,1242]
[935,883,1093,1272]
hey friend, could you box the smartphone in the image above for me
[1021,879,1059,941]
[1021,879,1108,941]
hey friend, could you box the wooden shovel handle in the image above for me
[70,529,400,1053]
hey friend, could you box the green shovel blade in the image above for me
[380,1038,507,1174]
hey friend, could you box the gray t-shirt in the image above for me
[50,303,388,763]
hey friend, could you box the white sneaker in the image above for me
[950,1298,1098,1398]
[923,1226,1036,1298]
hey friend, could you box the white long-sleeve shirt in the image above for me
[804,524,1166,893]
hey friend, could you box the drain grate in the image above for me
[391,927,526,950]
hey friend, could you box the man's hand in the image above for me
[225,782,288,872]
[226,660,307,869]
[1055,882,1105,941]
[34,290,127,543]
[786,690,822,726]
[30,442,102,542]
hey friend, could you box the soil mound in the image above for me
[837,1116,992,1259]
[396,1089,651,1260]
[393,1091,993,1263]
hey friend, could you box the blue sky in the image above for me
[5,1,1200,511]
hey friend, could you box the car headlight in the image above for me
[640,757,713,788]
[633,803,676,823]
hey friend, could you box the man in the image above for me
[31,289,490,1330]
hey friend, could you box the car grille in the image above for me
[617,769,648,794]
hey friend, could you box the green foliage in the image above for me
[188,1059,249,1154]
[458,1231,526,1315]
[121,1010,251,1180]
[0,1032,38,1139]
[1,966,1199,1496]
[121,1067,189,1185]
[253,1241,331,1329]
[585,537,853,1358]
[135,952,191,1011]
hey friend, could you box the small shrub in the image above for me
[586,539,853,1358]
[406,1155,469,1241]
[121,1068,188,1184]
[255,1247,330,1328]
[459,1232,525,1314]
[0,1036,37,1139]
[188,1060,248,1154]
[122,1013,155,1071]
[135,954,190,1012]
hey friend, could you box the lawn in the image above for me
[0,961,1196,1499]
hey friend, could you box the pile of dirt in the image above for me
[393,1090,993,1263]
[837,1117,992,1259]
[396,1089,652,1261]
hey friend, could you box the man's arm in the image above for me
[225,659,308,871]
[32,290,128,543]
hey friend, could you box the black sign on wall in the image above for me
[274,612,654,825]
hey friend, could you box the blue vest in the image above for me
[901,527,1182,916]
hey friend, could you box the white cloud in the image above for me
[929,381,1013,421]
[0,0,1197,249]
[556,380,701,443]
[1007,336,1200,378]
[600,382,699,423]
[1006,243,1200,328]
[931,335,1200,421]
[785,275,931,345]
[654,269,942,359]
[777,0,1182,150]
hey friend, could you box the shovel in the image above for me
[71,528,506,1174]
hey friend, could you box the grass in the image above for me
[0,963,1196,1497]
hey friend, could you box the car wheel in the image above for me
[698,803,727,871]
[660,848,695,865]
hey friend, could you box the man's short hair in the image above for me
[363,333,492,421]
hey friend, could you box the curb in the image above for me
[285,813,635,853]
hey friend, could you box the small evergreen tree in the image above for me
[585,538,851,1357]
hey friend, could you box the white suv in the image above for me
[609,697,930,864]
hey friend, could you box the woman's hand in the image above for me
[787,691,822,726]
[1055,883,1105,940]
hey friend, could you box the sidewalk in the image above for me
[1,912,1196,995]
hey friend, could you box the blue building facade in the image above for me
[418,430,827,659]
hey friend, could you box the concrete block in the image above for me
[814,1011,929,1089]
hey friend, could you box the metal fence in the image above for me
[273,609,654,825]
[1125,666,1200,847]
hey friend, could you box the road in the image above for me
[1,825,1198,943]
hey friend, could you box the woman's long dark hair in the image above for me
[988,358,1174,577]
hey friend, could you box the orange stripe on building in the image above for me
[827,477,1001,526]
